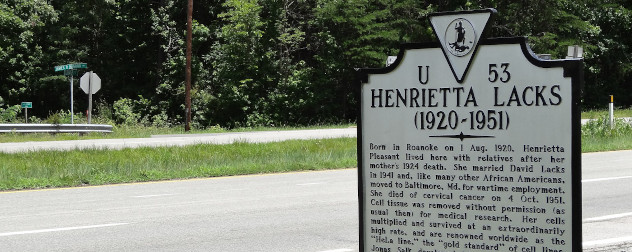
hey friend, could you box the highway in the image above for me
[0,170,359,252]
[582,150,632,252]
[0,128,357,153]
[0,150,630,251]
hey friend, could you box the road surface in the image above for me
[0,150,630,251]
[582,150,632,252]
[0,128,357,153]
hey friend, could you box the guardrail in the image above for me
[0,124,113,134]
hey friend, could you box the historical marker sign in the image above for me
[357,9,582,252]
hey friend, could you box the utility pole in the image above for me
[185,0,193,131]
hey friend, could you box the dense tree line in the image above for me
[0,0,630,127]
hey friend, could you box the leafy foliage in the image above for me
[0,105,21,123]
[582,116,632,138]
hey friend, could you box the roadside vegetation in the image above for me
[0,137,357,191]
[0,108,354,143]
[581,114,632,152]
[582,107,632,119]
[0,108,629,191]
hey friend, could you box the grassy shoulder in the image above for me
[582,107,632,119]
[582,135,632,152]
[0,137,357,191]
[0,129,628,191]
[581,116,632,152]
[0,109,631,191]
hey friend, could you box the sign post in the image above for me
[80,71,101,124]
[609,95,614,128]
[21,102,32,123]
[55,63,88,124]
[357,9,582,252]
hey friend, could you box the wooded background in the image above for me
[1,0,630,127]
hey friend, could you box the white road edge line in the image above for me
[318,249,354,252]
[297,182,325,186]
[132,193,178,198]
[582,175,632,183]
[0,223,129,237]
[584,212,632,222]
[583,236,632,247]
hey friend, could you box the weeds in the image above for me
[0,138,357,190]
[582,116,632,152]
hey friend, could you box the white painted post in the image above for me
[609,95,614,128]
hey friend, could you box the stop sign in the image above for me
[80,72,101,94]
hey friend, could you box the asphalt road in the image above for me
[0,170,359,252]
[582,150,632,252]
[0,128,357,153]
[0,150,631,251]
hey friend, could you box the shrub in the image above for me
[113,98,141,125]
[46,110,73,124]
[0,105,21,123]
[582,115,632,138]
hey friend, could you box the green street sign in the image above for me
[54,63,87,72]
[21,102,32,108]
[64,69,79,77]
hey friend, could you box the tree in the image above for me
[1,0,631,126]
[580,2,632,108]
[0,0,57,112]
[207,0,272,127]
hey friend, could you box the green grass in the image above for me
[581,116,632,152]
[582,107,632,119]
[0,137,357,191]
[582,135,632,152]
[0,112,631,191]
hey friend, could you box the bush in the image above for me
[0,105,21,123]
[95,99,113,121]
[113,96,173,127]
[113,98,142,125]
[46,110,73,124]
[582,116,632,138]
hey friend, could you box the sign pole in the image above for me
[609,95,614,128]
[55,63,87,124]
[184,0,193,132]
[88,71,93,124]
[70,74,74,124]
[80,70,101,124]
[21,102,32,123]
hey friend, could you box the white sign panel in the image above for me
[80,72,101,94]
[358,9,582,252]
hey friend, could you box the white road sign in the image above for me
[80,72,101,94]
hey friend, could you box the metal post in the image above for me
[185,0,193,132]
[88,71,93,124]
[609,95,614,128]
[24,108,28,123]
[70,74,74,124]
